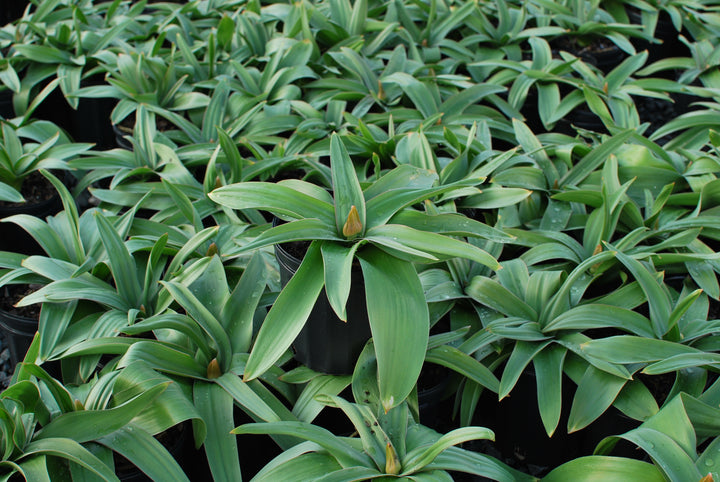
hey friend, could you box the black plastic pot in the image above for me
[0,1,28,25]
[273,236,372,375]
[0,308,37,367]
[473,369,639,472]
[0,187,63,255]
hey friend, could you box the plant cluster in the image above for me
[0,0,719,480]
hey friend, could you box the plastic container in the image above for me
[274,237,372,375]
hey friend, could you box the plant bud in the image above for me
[342,205,363,238]
[207,358,221,379]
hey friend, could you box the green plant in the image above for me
[0,354,191,481]
[68,252,302,481]
[6,0,133,114]
[530,0,646,54]
[209,132,502,411]
[0,119,90,201]
[544,389,720,480]
[233,341,533,481]
[74,49,209,129]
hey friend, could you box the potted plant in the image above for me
[0,120,91,254]
[209,132,503,412]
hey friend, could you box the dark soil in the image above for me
[0,284,41,319]
[0,171,58,208]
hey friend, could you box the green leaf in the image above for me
[97,425,190,482]
[94,212,141,309]
[466,276,537,320]
[215,373,282,423]
[331,134,365,238]
[222,252,269,354]
[366,225,500,270]
[542,456,665,481]
[381,72,438,118]
[194,382,241,481]
[359,247,428,412]
[118,341,206,379]
[321,242,359,322]
[209,182,336,227]
[35,383,169,442]
[244,241,325,381]
[22,438,120,482]
[425,346,499,393]
[580,336,700,364]
[233,422,373,468]
[253,451,344,481]
[560,130,635,187]
[544,304,654,338]
[612,250,672,338]
[567,366,626,433]
[161,280,233,373]
[401,427,495,475]
[217,15,235,50]
[534,345,566,437]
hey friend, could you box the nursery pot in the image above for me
[273,236,372,375]
[0,190,63,255]
[0,308,37,367]
[474,369,640,472]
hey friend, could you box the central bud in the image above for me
[342,205,363,238]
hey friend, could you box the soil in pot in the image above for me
[552,36,626,74]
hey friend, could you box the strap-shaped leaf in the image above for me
[97,424,190,482]
[244,241,325,381]
[118,341,206,379]
[542,456,665,481]
[253,451,344,482]
[162,280,233,372]
[425,346,499,393]
[466,276,537,320]
[534,345,566,437]
[381,72,438,118]
[222,252,269,354]
[567,366,627,433]
[544,304,654,338]
[402,426,494,475]
[209,182,335,226]
[559,129,635,187]
[233,421,373,468]
[580,336,700,364]
[359,247,428,412]
[321,242,360,322]
[35,383,168,442]
[194,382,241,482]
[216,373,282,423]
[367,225,500,270]
[95,212,141,309]
[331,134,365,238]
[22,438,120,482]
